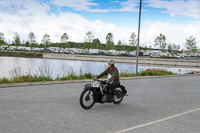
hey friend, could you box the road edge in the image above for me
[0,74,199,88]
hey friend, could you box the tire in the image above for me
[113,87,124,104]
[79,89,95,109]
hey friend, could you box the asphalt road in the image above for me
[0,75,200,133]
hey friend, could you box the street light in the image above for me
[136,0,142,76]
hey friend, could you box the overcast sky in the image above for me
[0,0,200,49]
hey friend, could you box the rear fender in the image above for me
[119,85,127,95]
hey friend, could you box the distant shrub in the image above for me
[0,51,42,57]
[139,68,174,76]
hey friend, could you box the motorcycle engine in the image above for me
[101,94,108,103]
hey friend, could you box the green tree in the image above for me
[83,42,90,49]
[171,43,180,53]
[122,43,126,51]
[28,32,36,48]
[84,31,94,43]
[60,33,69,48]
[185,36,197,59]
[144,45,148,51]
[13,32,21,46]
[185,36,197,52]
[106,33,113,43]
[41,33,50,46]
[117,40,122,46]
[154,33,167,50]
[61,33,68,43]
[92,38,101,49]
[0,32,5,47]
[129,32,137,47]
[25,41,30,47]
[28,32,36,44]
[168,44,172,53]
[127,46,131,52]
[116,40,122,51]
[106,32,115,50]
[149,44,152,49]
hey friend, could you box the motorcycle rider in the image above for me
[95,60,120,101]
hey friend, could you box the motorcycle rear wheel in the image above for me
[113,87,124,104]
[80,89,95,109]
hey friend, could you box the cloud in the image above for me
[0,0,134,44]
[51,0,200,18]
[0,0,200,50]
[52,0,139,12]
[119,0,139,12]
[140,20,200,49]
[0,0,50,41]
[146,0,200,19]
[52,0,98,11]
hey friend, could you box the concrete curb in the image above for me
[0,74,199,88]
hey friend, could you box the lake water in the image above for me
[0,56,199,79]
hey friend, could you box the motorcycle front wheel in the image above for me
[79,89,95,109]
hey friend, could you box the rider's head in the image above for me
[108,60,115,68]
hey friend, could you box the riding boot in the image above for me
[101,94,107,103]
[110,96,114,102]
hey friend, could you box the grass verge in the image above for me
[0,68,174,84]
[0,51,43,58]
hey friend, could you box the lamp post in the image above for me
[136,0,142,76]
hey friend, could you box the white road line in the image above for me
[113,108,200,133]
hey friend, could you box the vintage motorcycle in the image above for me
[79,79,127,109]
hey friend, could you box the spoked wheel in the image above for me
[79,89,95,109]
[113,87,124,104]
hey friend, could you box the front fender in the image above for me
[84,84,98,91]
[84,86,96,91]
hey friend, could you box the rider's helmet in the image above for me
[108,60,115,65]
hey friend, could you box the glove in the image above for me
[93,77,97,81]
[106,80,110,84]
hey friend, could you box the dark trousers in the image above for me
[109,81,120,96]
